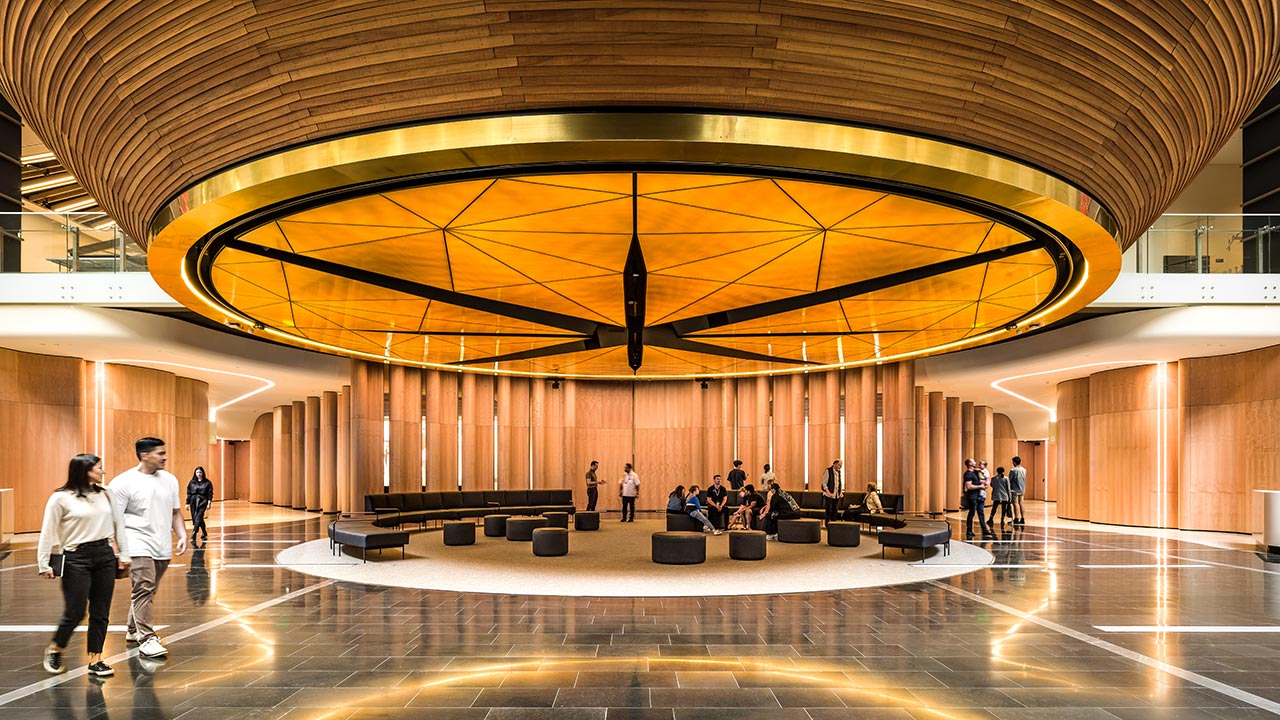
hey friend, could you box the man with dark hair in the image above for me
[726,460,747,491]
[706,474,729,530]
[1008,456,1027,525]
[820,459,843,527]
[108,437,186,659]
[584,460,600,511]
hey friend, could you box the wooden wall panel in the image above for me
[845,367,877,490]
[104,364,176,481]
[0,348,84,532]
[320,390,338,512]
[1088,364,1179,528]
[350,360,386,502]
[388,366,423,493]
[173,376,209,485]
[961,401,975,464]
[290,400,306,508]
[1180,346,1280,532]
[771,374,805,489]
[945,396,962,510]
[912,386,929,512]
[808,372,841,490]
[880,361,914,497]
[993,413,1018,476]
[424,371,459,491]
[635,382,699,508]
[271,405,292,507]
[249,413,272,504]
[233,439,252,501]
[701,381,732,482]
[928,392,946,514]
[206,442,223,501]
[338,385,352,512]
[496,377,532,490]
[1018,440,1046,502]
[571,381,631,500]
[461,374,496,491]
[736,376,772,482]
[973,405,994,468]
[1055,378,1091,521]
[304,396,320,510]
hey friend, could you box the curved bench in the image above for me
[878,521,951,562]
[328,520,409,563]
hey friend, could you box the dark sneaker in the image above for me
[87,661,114,677]
[42,648,65,675]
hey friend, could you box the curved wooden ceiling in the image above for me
[1,1,1277,249]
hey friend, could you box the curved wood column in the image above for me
[388,366,423,494]
[1055,378,1091,521]
[320,391,338,513]
[945,397,962,510]
[929,392,946,514]
[271,405,292,508]
[845,367,877,492]
[250,412,273,504]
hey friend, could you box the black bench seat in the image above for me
[328,520,410,562]
[877,520,952,562]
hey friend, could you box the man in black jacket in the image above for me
[820,459,843,527]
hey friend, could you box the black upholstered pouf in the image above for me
[666,513,703,532]
[442,520,475,546]
[506,516,548,541]
[574,511,600,531]
[729,530,767,560]
[543,511,569,529]
[532,527,569,556]
[484,514,511,537]
[778,518,821,543]
[826,521,861,547]
[651,531,706,565]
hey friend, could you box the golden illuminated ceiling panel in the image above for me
[150,112,1122,378]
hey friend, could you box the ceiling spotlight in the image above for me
[699,379,709,390]
[551,379,561,389]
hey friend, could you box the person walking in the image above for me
[109,437,186,659]
[185,466,213,544]
[584,460,600,511]
[619,462,640,522]
[36,454,131,677]
[819,459,843,527]
[1008,456,1028,525]
[726,459,747,491]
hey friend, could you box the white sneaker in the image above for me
[124,631,139,644]
[137,637,168,658]
[766,534,778,540]
[713,530,723,536]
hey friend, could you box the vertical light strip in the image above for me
[1156,361,1167,530]
[420,412,426,491]
[802,387,810,489]
[457,390,463,491]
[382,417,389,492]
[94,361,105,464]
[767,377,774,469]
[492,393,499,490]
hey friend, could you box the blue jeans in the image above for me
[689,509,715,531]
[965,494,992,537]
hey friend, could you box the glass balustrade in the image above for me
[1124,214,1279,274]
[1,211,146,272]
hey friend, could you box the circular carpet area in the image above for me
[278,518,991,597]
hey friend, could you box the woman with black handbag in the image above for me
[36,453,131,677]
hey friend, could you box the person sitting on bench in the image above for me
[684,485,722,535]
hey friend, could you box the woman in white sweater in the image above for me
[36,453,130,677]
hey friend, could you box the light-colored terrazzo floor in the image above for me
[276,516,991,596]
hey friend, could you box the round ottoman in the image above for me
[506,516,548,541]
[543,511,570,529]
[442,520,475,546]
[574,511,600,531]
[778,518,822,543]
[532,527,569,557]
[651,532,706,565]
[729,530,767,560]
[826,521,861,547]
[484,514,511,537]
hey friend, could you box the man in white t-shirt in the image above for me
[108,437,186,659]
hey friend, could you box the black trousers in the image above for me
[620,496,636,521]
[54,539,117,653]
[823,496,841,524]
[586,486,598,511]
[190,505,208,537]
[707,507,727,530]
[764,510,802,536]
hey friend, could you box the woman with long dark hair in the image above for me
[36,454,130,677]
[186,466,214,543]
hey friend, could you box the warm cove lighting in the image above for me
[96,359,275,423]
[990,360,1162,422]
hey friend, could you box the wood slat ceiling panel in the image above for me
[1,0,1276,247]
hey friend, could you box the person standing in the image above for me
[1008,456,1027,525]
[987,466,1012,528]
[962,458,993,540]
[37,454,131,677]
[820,459,843,527]
[584,460,600,511]
[759,463,776,488]
[726,460,747,491]
[109,437,186,658]
[706,474,729,530]
[185,466,213,544]
[619,462,640,522]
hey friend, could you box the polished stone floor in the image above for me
[2,500,1279,719]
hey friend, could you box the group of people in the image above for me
[962,455,1028,539]
[35,436,217,678]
